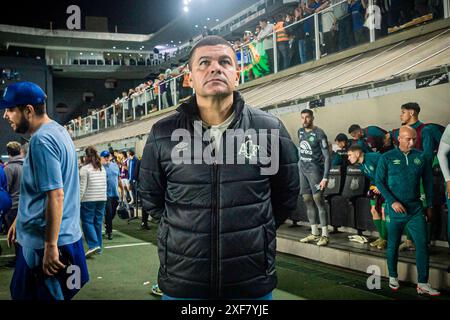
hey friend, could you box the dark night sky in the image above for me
[1,0,182,34]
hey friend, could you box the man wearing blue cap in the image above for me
[2,81,89,300]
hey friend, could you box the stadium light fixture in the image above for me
[113,46,116,49]
[195,24,199,28]
[126,47,129,50]
[183,6,189,12]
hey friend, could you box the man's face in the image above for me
[336,140,347,149]
[259,21,267,28]
[189,45,239,98]
[398,129,416,151]
[301,113,314,128]
[350,129,362,139]
[3,106,30,134]
[400,108,413,125]
[101,157,108,165]
[347,150,361,165]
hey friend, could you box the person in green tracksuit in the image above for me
[389,102,442,250]
[347,145,387,250]
[375,126,440,296]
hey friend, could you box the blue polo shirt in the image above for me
[16,121,82,250]
[104,162,120,198]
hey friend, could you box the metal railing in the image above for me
[67,72,188,138]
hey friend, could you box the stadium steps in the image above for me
[276,222,450,291]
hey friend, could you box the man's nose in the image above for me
[209,60,222,73]
[3,110,7,119]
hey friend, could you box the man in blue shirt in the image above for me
[127,149,138,206]
[2,82,89,300]
[101,151,122,240]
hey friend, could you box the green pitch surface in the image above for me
[0,218,448,300]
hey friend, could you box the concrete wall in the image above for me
[280,84,450,145]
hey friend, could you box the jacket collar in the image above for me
[176,91,246,128]
[7,155,24,165]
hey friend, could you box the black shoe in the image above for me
[141,223,151,230]
[107,233,113,240]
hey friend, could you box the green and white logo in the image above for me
[369,165,375,171]
[309,136,315,142]
[414,158,422,165]
[393,159,401,165]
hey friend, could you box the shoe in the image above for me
[300,234,320,243]
[141,223,151,230]
[107,233,113,240]
[85,247,101,258]
[376,239,387,250]
[389,277,400,291]
[348,235,369,244]
[370,238,382,247]
[317,236,329,246]
[417,283,440,296]
[151,284,163,297]
[399,240,415,251]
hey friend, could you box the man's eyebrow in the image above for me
[197,55,233,61]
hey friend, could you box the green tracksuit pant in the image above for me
[386,204,429,283]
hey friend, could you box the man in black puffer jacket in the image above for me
[139,36,300,299]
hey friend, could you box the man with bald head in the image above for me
[375,126,439,295]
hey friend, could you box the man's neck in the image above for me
[304,125,315,132]
[29,115,52,135]
[358,154,365,164]
[196,95,234,126]
[406,118,419,126]
[399,147,410,154]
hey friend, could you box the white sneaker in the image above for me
[300,234,320,243]
[389,277,400,291]
[85,246,101,258]
[317,236,329,246]
[417,283,440,296]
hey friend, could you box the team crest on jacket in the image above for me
[238,135,260,160]
[414,158,422,165]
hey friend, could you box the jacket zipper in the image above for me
[404,153,409,166]
[211,162,220,297]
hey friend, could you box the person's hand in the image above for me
[42,244,66,276]
[446,181,450,199]
[319,179,328,191]
[373,186,380,195]
[7,218,17,248]
[425,208,433,223]
[391,202,406,214]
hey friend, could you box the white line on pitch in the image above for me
[104,243,151,249]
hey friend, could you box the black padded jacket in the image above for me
[138,91,300,299]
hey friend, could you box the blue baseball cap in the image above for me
[0,82,47,110]
[100,150,110,158]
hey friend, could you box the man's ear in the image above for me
[235,71,240,85]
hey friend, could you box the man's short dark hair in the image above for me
[259,18,268,23]
[128,149,135,156]
[348,124,361,134]
[188,36,235,68]
[18,104,46,116]
[6,141,21,157]
[348,144,363,153]
[301,109,313,116]
[335,133,348,142]
[401,102,420,114]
